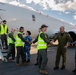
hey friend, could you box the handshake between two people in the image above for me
[49,40,54,46]
[49,41,71,48]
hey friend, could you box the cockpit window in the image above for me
[32,14,35,21]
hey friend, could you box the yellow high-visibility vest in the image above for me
[8,36,14,45]
[0,25,8,35]
[15,32,24,47]
[37,32,47,50]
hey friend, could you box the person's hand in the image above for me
[29,42,32,44]
[23,33,25,35]
[64,43,70,48]
[64,45,68,48]
[50,40,54,44]
[32,42,35,44]
[49,41,53,45]
[64,42,71,48]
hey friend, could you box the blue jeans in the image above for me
[24,46,30,61]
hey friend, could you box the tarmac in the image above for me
[0,45,76,75]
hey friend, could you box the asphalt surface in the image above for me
[0,46,76,75]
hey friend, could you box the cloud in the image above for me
[26,0,76,12]
[74,12,76,14]
[9,1,19,5]
[8,1,36,11]
[0,0,6,2]
[0,0,15,2]
[26,0,41,4]
[70,22,75,26]
[65,12,70,14]
[73,15,76,20]
[1,0,76,12]
[58,13,62,15]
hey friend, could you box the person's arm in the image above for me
[40,33,50,44]
[29,36,32,44]
[52,34,58,42]
[64,33,73,48]
[9,33,15,42]
[67,33,73,42]
[33,35,38,43]
[18,34,26,42]
[7,28,8,33]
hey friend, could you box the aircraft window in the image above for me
[32,15,35,21]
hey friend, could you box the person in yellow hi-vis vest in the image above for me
[15,27,27,66]
[0,20,8,49]
[37,24,51,74]
[4,29,15,62]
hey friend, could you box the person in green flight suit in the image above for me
[52,26,72,70]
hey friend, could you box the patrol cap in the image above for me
[40,24,48,29]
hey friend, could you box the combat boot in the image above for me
[34,62,38,66]
[60,65,65,70]
[16,64,21,67]
[40,70,48,74]
[72,68,76,72]
[54,66,59,70]
[22,62,27,66]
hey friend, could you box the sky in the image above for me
[0,0,76,25]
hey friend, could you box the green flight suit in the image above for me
[53,32,72,67]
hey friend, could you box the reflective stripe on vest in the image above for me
[15,32,24,47]
[37,32,47,50]
[8,37,14,45]
[0,25,8,35]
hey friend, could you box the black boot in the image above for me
[54,66,59,70]
[72,68,76,72]
[34,62,38,66]
[60,65,65,70]
[26,60,30,63]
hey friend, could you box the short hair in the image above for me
[3,20,6,22]
[60,26,65,29]
[27,30,31,35]
[19,26,24,30]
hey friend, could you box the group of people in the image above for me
[0,20,76,74]
[0,20,32,65]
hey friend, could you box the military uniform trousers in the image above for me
[55,47,66,67]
